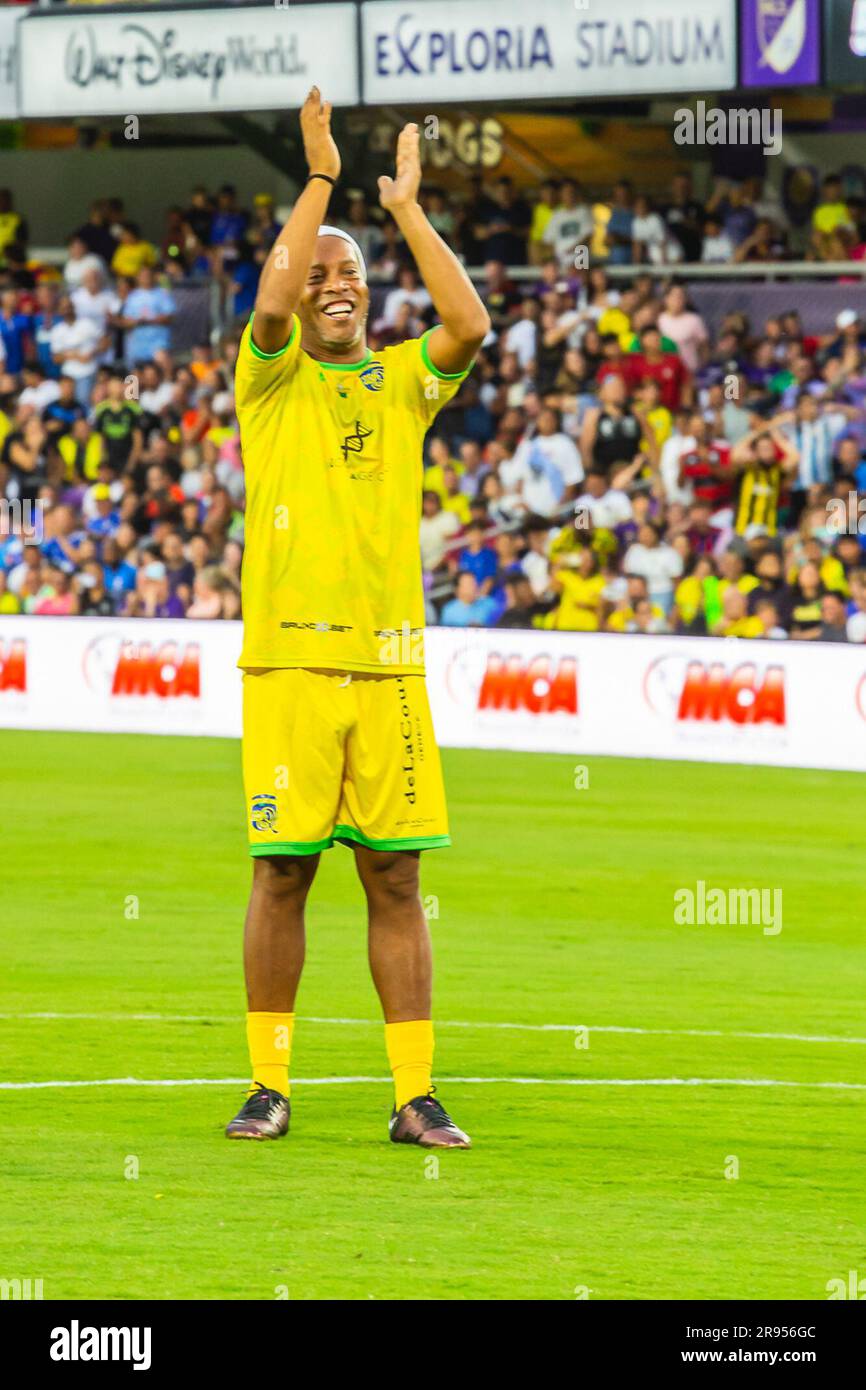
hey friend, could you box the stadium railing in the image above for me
[464,261,866,282]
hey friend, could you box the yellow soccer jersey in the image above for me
[235,316,470,674]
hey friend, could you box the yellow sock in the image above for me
[385,1019,434,1109]
[246,1011,294,1097]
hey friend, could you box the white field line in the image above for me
[1,1012,865,1048]
[2,1076,866,1092]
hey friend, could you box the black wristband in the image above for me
[307,173,336,187]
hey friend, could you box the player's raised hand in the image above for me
[300,86,340,181]
[378,123,422,212]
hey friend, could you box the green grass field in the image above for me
[1,729,864,1301]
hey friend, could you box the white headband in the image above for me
[317,225,367,279]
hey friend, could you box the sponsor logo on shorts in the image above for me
[251,793,278,834]
[396,677,420,804]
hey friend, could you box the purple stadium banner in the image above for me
[740,0,820,87]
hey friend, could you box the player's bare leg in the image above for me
[355,846,470,1148]
[244,855,317,1012]
[359,848,431,1020]
[226,855,318,1139]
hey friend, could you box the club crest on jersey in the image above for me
[359,362,384,392]
[251,793,278,834]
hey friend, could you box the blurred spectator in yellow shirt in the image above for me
[0,189,26,260]
[713,586,763,637]
[811,175,853,259]
[111,223,157,279]
[606,574,666,632]
[441,465,472,526]
[635,377,673,452]
[717,549,760,602]
[424,436,463,501]
[547,549,606,631]
[529,180,559,265]
[0,571,21,613]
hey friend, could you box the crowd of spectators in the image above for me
[1,174,866,643]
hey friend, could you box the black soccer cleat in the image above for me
[225,1082,290,1140]
[389,1088,471,1148]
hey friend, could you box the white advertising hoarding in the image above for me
[0,615,243,738]
[362,0,736,104]
[424,626,866,772]
[0,10,19,122]
[18,4,359,118]
[1,618,865,775]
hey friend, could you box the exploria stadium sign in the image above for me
[362,0,736,103]
[17,4,359,117]
[17,0,733,115]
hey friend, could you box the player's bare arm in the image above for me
[252,86,341,354]
[380,123,490,373]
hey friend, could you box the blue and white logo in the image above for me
[251,793,278,834]
[360,362,384,392]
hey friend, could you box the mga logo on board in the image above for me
[0,637,26,692]
[84,637,201,700]
[477,654,578,716]
[644,655,786,726]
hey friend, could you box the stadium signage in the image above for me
[0,637,26,693]
[823,0,866,83]
[362,0,736,103]
[18,4,359,117]
[2,620,865,774]
[643,653,787,728]
[739,0,821,88]
[64,24,260,102]
[109,641,200,700]
[673,660,786,726]
[0,9,19,120]
[477,654,578,716]
[82,636,200,700]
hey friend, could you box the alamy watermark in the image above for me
[0,498,44,543]
[826,492,866,535]
[49,1322,152,1370]
[673,880,782,936]
[674,100,782,158]
[0,1276,43,1300]
[826,1269,866,1299]
[377,620,425,666]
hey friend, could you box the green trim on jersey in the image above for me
[248,312,297,360]
[420,328,474,381]
[316,352,374,371]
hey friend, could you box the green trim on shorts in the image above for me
[248,312,297,360]
[420,328,474,381]
[332,824,451,852]
[250,836,331,857]
[249,829,450,856]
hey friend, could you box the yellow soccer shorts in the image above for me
[242,668,450,856]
